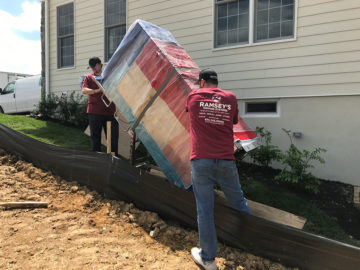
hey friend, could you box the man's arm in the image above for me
[81,76,102,95]
[82,87,102,95]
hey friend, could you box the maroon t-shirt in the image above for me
[82,73,116,115]
[186,88,238,160]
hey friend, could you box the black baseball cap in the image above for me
[89,57,101,68]
[198,69,218,83]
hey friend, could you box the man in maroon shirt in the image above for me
[186,69,251,270]
[82,57,119,155]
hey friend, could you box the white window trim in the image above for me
[56,1,76,70]
[213,0,298,51]
[57,66,76,71]
[240,99,280,118]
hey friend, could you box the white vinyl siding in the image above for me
[49,0,104,95]
[127,0,360,98]
[47,0,360,100]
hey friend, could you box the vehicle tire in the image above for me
[0,106,4,114]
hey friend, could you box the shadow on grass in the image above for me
[20,121,91,151]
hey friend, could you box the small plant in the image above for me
[276,128,326,194]
[35,93,59,119]
[35,91,88,129]
[57,92,88,129]
[248,127,282,167]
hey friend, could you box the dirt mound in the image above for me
[0,150,295,270]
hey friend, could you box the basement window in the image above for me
[244,101,279,116]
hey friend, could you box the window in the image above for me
[57,3,74,68]
[243,101,279,116]
[215,0,295,48]
[105,0,126,62]
[255,0,295,42]
[246,102,277,113]
[216,0,250,47]
[1,82,15,95]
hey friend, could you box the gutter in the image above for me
[45,0,49,98]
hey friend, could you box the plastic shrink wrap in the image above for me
[101,20,259,189]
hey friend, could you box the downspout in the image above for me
[45,0,50,98]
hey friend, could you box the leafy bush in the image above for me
[35,92,88,129]
[275,128,326,194]
[35,93,59,119]
[57,92,88,129]
[248,127,282,167]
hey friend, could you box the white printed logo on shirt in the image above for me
[212,94,222,103]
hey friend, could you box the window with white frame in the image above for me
[105,0,126,62]
[244,101,279,116]
[216,0,250,47]
[215,0,295,48]
[57,3,74,68]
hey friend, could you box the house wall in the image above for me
[48,0,360,98]
[127,0,360,185]
[128,0,360,98]
[240,96,360,185]
[48,0,107,96]
[47,0,360,185]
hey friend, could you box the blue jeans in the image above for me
[191,159,251,262]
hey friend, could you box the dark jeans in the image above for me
[88,113,119,155]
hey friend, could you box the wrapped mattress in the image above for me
[101,20,259,189]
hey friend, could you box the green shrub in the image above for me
[35,93,59,119]
[248,127,282,167]
[57,92,88,129]
[276,128,326,194]
[35,91,88,129]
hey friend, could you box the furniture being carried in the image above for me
[100,20,259,189]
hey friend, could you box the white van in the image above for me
[0,75,41,114]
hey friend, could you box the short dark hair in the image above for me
[199,69,218,85]
[89,57,101,68]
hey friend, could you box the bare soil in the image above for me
[0,151,295,270]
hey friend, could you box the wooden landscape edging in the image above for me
[151,170,307,229]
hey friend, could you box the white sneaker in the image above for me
[191,247,217,270]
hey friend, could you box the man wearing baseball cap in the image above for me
[186,69,251,270]
[82,57,119,156]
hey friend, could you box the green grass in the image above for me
[0,114,91,150]
[242,179,360,246]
